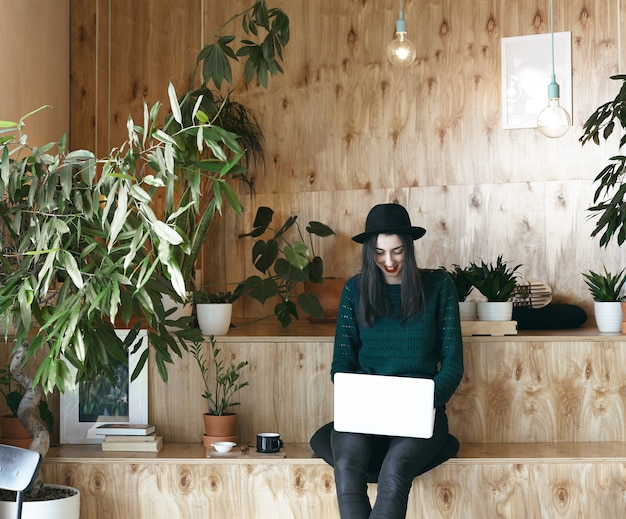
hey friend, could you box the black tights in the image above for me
[330,407,449,519]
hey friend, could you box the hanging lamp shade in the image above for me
[387,0,416,67]
[537,0,571,138]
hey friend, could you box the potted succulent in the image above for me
[469,256,522,321]
[192,284,246,336]
[189,336,249,447]
[238,206,336,327]
[583,267,626,333]
[443,264,478,321]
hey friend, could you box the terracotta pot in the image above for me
[0,414,31,440]
[202,413,238,439]
[202,434,238,448]
[304,277,346,322]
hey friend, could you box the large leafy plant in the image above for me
[579,74,626,247]
[238,206,335,327]
[0,83,244,491]
[167,0,290,286]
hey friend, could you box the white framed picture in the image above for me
[59,329,149,444]
[501,32,572,129]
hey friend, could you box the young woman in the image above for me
[312,203,464,519]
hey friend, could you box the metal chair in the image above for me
[0,443,42,519]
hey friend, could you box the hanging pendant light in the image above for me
[537,0,571,138]
[387,0,416,67]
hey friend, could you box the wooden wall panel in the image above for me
[69,1,626,317]
[0,0,69,147]
[148,334,626,445]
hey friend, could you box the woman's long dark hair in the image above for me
[357,233,425,327]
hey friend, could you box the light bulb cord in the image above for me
[550,0,556,80]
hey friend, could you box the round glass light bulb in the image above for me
[537,98,571,138]
[387,32,416,67]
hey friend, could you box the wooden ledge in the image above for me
[44,441,626,466]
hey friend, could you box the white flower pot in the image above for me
[458,301,477,321]
[594,301,623,333]
[0,485,79,519]
[477,301,513,321]
[196,303,233,336]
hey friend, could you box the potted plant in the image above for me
[192,284,246,336]
[189,336,249,447]
[443,264,478,321]
[583,267,626,333]
[238,206,336,327]
[469,256,522,321]
[163,0,291,290]
[579,74,626,248]
[0,90,218,508]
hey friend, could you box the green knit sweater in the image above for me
[331,269,464,407]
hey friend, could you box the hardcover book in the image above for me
[95,424,156,436]
[101,436,163,452]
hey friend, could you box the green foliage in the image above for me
[164,1,291,285]
[189,336,249,416]
[0,366,24,416]
[469,256,522,302]
[0,82,236,395]
[443,264,477,302]
[579,75,626,247]
[582,267,626,302]
[238,206,335,327]
[194,1,290,91]
[192,283,247,304]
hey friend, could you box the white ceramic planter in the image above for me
[196,303,233,336]
[458,301,478,321]
[0,485,79,519]
[477,301,513,321]
[594,301,623,333]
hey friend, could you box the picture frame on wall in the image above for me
[501,32,572,130]
[59,329,149,444]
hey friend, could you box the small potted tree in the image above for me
[189,337,249,447]
[582,267,626,333]
[470,256,522,321]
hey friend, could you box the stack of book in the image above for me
[95,423,163,453]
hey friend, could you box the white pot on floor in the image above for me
[0,485,79,519]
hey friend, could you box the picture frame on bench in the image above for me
[59,329,149,444]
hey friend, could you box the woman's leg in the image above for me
[331,429,375,519]
[370,408,449,519]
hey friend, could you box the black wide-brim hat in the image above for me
[351,203,426,243]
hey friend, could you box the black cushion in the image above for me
[309,421,459,483]
[512,303,587,330]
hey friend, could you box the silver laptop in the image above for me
[333,372,435,439]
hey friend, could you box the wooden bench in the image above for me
[41,441,626,518]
